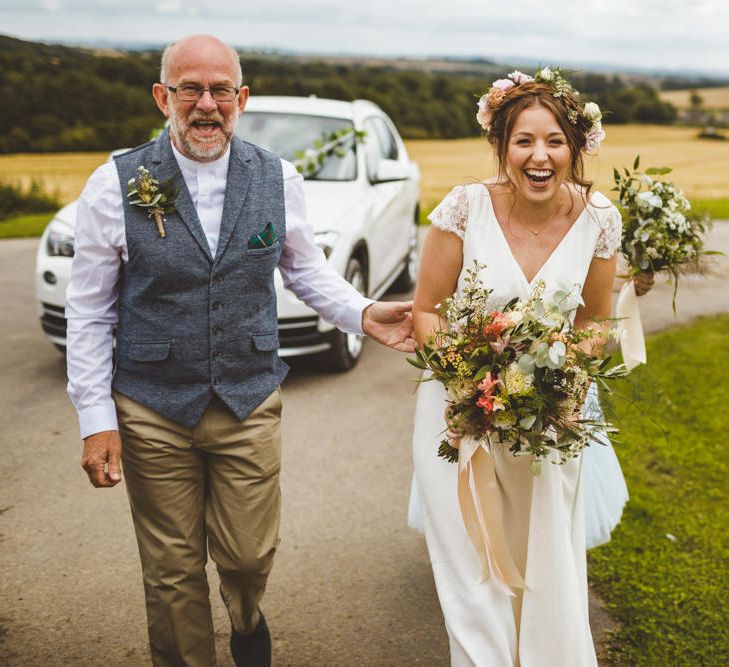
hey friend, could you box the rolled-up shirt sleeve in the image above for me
[278,160,373,335]
[65,162,125,438]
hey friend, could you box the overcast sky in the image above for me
[2,0,728,75]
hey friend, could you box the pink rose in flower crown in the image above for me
[584,121,606,154]
[492,78,516,92]
[476,78,517,130]
[487,79,514,108]
[476,94,491,130]
[508,70,534,85]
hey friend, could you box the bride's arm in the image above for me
[413,226,464,346]
[575,253,618,354]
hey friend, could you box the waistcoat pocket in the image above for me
[252,332,280,352]
[128,340,172,362]
[245,242,280,259]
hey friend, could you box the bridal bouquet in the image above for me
[409,264,628,470]
[614,157,715,295]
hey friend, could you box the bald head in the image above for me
[160,35,242,87]
[152,34,249,162]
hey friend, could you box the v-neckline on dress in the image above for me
[486,192,590,287]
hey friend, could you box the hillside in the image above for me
[0,34,687,153]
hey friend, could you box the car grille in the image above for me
[38,308,321,349]
[40,302,67,338]
[278,316,321,348]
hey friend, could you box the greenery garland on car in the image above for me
[292,127,367,178]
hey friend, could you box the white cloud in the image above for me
[156,0,182,14]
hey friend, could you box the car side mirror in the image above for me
[374,159,409,183]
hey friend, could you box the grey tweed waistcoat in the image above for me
[112,130,288,428]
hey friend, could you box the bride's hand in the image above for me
[633,271,655,297]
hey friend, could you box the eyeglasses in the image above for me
[165,83,239,103]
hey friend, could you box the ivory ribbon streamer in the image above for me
[615,279,647,370]
[457,438,526,597]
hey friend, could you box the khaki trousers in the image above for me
[115,389,282,667]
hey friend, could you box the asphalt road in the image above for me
[2,224,728,666]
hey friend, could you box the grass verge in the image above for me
[591,314,729,666]
[692,198,729,220]
[0,212,53,239]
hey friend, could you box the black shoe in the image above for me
[230,611,271,667]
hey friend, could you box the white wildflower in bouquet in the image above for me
[409,263,628,472]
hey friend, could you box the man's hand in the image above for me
[633,271,655,297]
[81,430,123,488]
[362,301,416,352]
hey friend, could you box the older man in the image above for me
[66,34,414,667]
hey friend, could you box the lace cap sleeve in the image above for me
[594,203,622,259]
[428,185,469,240]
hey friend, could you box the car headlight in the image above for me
[46,224,75,258]
[314,231,339,259]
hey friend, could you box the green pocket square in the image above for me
[248,222,278,249]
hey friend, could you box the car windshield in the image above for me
[235,112,357,181]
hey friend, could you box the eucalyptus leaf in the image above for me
[517,354,535,374]
[548,341,566,366]
[520,414,537,429]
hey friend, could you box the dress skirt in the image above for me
[412,379,597,666]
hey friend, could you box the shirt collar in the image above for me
[170,138,231,177]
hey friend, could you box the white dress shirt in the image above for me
[66,138,373,438]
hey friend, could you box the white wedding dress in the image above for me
[411,183,621,666]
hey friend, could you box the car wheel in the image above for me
[390,209,419,293]
[319,256,367,372]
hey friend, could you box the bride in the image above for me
[410,69,622,666]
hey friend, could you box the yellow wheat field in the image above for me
[658,86,729,110]
[406,125,729,209]
[0,152,108,204]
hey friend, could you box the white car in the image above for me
[35,96,420,371]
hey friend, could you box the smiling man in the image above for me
[66,34,414,667]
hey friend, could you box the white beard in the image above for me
[168,103,239,162]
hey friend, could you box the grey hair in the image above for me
[159,38,243,86]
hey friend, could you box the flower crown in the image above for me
[476,67,606,154]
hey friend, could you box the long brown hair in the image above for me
[487,83,594,202]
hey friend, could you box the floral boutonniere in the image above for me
[127,166,179,238]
